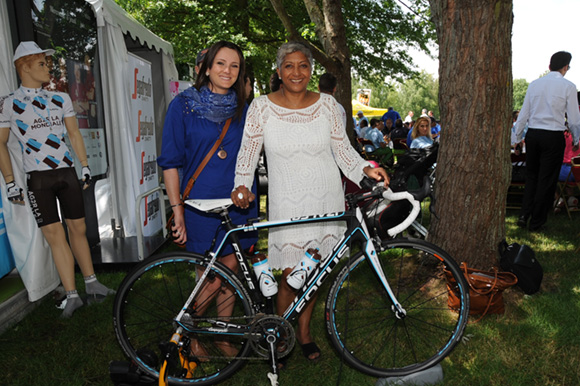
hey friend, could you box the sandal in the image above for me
[300,342,321,362]
[277,355,290,371]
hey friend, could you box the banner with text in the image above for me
[129,53,162,238]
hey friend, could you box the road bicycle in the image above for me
[112,178,469,385]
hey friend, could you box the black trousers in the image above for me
[520,128,566,229]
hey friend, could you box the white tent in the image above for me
[0,0,178,301]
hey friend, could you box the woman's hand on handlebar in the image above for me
[363,165,390,187]
[231,185,255,209]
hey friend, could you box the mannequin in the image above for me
[0,41,114,318]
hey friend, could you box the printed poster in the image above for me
[129,53,162,237]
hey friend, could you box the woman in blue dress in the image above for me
[158,42,257,358]
[158,40,257,255]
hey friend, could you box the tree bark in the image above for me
[269,0,355,140]
[428,0,513,268]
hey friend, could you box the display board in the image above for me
[129,53,162,237]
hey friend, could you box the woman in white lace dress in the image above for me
[232,42,388,362]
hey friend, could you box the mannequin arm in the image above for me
[0,127,15,183]
[64,116,88,167]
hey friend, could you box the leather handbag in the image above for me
[498,240,543,294]
[445,262,517,322]
[166,118,232,238]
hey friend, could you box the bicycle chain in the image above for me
[179,313,296,361]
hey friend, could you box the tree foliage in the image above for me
[114,0,285,85]
[355,71,439,117]
[113,0,435,94]
[513,78,529,110]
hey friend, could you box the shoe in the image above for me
[277,354,290,371]
[529,224,545,233]
[517,215,528,228]
[300,342,321,362]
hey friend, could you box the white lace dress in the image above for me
[234,93,370,270]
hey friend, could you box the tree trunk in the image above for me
[269,0,355,140]
[428,0,513,268]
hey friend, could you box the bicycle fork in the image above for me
[361,237,407,319]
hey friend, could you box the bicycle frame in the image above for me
[176,191,406,329]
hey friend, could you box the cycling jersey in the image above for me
[0,86,76,172]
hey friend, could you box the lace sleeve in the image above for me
[234,97,265,190]
[326,96,370,186]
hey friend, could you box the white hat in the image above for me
[13,41,55,64]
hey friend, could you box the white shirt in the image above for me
[514,71,580,144]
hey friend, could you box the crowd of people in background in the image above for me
[354,106,442,155]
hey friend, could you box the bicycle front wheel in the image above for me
[326,238,468,377]
[113,252,255,385]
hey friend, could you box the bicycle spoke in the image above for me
[114,253,256,385]
[327,240,468,378]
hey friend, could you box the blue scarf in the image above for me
[180,85,237,123]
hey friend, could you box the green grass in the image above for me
[0,209,579,385]
[0,275,25,303]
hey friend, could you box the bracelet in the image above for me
[171,203,184,208]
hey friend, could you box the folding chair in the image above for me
[356,137,374,159]
[506,152,526,210]
[391,138,409,162]
[554,156,580,219]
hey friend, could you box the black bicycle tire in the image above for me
[113,251,255,385]
[325,238,469,378]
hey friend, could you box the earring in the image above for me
[205,72,209,76]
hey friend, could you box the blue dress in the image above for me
[158,92,258,256]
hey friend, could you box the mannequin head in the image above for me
[13,41,54,88]
[14,54,51,88]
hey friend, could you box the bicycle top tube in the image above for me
[185,176,431,257]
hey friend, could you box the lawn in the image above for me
[0,209,578,386]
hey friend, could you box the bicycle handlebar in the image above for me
[356,176,432,237]
[382,189,422,237]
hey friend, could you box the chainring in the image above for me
[249,314,296,358]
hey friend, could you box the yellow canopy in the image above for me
[352,100,389,117]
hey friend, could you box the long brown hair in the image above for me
[194,41,246,121]
[411,117,432,140]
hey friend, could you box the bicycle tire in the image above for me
[325,238,469,377]
[113,252,255,385]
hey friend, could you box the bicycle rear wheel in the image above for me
[113,252,255,385]
[326,238,468,377]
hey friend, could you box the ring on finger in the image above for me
[237,192,244,199]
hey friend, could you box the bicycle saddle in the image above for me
[185,198,233,213]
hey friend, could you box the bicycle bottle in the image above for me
[287,248,320,290]
[251,253,278,296]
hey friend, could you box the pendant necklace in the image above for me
[217,146,227,159]
[216,120,228,159]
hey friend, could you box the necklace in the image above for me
[216,121,228,159]
[217,147,227,159]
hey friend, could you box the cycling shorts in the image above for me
[26,167,85,227]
